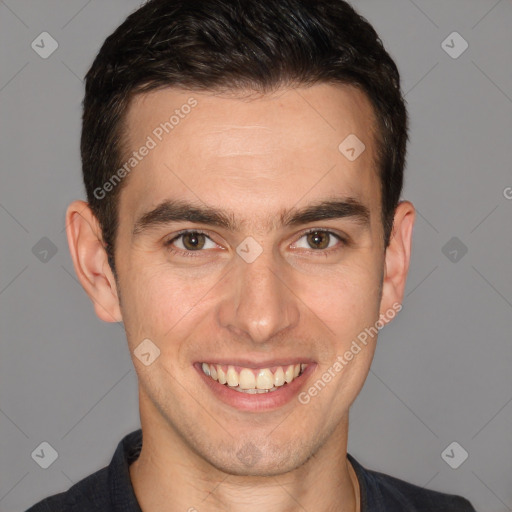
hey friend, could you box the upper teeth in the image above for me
[201,363,307,390]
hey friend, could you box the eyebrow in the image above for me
[132,196,370,237]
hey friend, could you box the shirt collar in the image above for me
[109,429,143,512]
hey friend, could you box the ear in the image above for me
[379,200,415,320]
[65,200,122,323]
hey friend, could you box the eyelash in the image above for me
[164,228,347,258]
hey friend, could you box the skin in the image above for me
[66,83,415,512]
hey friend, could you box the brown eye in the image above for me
[165,230,217,256]
[181,232,206,250]
[292,229,346,253]
[306,231,330,250]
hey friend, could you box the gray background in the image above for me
[0,1,511,511]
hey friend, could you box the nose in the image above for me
[216,246,300,345]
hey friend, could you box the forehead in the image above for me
[118,83,380,231]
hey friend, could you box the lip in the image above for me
[195,361,316,412]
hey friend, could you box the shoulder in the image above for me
[25,466,110,512]
[348,454,476,511]
[25,429,142,512]
[370,469,476,511]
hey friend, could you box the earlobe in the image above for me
[379,200,415,319]
[65,200,123,323]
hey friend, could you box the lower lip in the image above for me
[195,363,316,412]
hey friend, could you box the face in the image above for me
[75,83,413,477]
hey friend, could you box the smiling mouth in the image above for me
[200,362,308,394]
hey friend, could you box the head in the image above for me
[67,0,414,477]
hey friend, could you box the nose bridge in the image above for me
[217,242,300,344]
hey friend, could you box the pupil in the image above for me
[185,233,203,250]
[309,231,327,249]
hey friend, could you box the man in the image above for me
[27,0,476,510]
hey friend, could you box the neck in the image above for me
[129,413,360,512]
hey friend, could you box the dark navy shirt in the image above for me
[26,429,476,511]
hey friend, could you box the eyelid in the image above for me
[165,228,211,243]
[164,228,219,253]
[296,226,347,241]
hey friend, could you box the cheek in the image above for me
[120,262,220,344]
[300,267,382,414]
[299,260,382,331]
